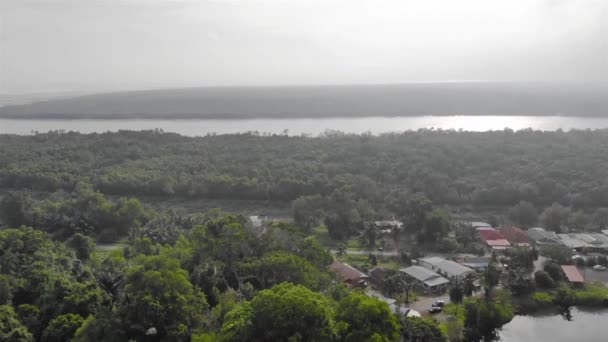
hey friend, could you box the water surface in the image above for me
[3,116,608,136]
[499,308,608,342]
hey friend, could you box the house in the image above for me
[557,234,590,250]
[470,222,492,229]
[527,227,560,245]
[561,265,584,285]
[418,257,475,281]
[400,266,449,293]
[369,267,391,284]
[454,255,490,271]
[486,239,511,251]
[499,226,530,247]
[557,233,608,252]
[330,261,369,287]
[374,219,403,234]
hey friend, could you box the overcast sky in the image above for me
[1,0,607,93]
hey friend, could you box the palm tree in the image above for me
[360,223,377,252]
[449,282,464,314]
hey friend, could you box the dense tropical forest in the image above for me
[3,129,608,208]
[3,129,608,341]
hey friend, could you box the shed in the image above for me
[330,261,369,287]
[561,265,584,284]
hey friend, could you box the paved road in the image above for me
[330,249,399,256]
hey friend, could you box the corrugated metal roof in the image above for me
[420,257,474,277]
[400,266,449,287]
[561,265,584,283]
[486,239,511,247]
[330,261,368,281]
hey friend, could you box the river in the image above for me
[3,116,608,136]
[499,308,608,342]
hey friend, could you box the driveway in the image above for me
[410,294,449,316]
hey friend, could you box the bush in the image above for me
[574,284,608,307]
[534,271,555,289]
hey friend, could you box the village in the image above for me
[326,219,608,319]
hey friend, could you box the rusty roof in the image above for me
[561,265,584,283]
[330,261,368,282]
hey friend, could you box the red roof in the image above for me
[499,226,530,244]
[561,265,584,283]
[478,229,505,241]
[330,261,368,282]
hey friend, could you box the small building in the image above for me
[400,266,449,293]
[561,265,584,285]
[418,257,475,281]
[528,227,561,245]
[330,261,369,287]
[486,239,511,251]
[374,219,403,234]
[454,255,490,271]
[470,222,492,229]
[557,234,591,251]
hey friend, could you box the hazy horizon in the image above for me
[2,0,607,93]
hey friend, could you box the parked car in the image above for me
[433,300,445,307]
[592,265,607,271]
[428,305,442,313]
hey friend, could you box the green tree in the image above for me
[0,191,33,228]
[482,255,501,300]
[541,245,572,265]
[449,284,464,312]
[401,317,446,342]
[292,195,323,232]
[533,270,554,289]
[540,203,571,233]
[553,285,576,309]
[0,305,34,342]
[220,283,336,341]
[422,209,451,243]
[543,261,564,283]
[464,301,513,342]
[41,313,84,342]
[66,233,96,261]
[336,292,400,342]
[237,252,328,290]
[124,255,208,340]
[593,208,608,230]
[508,201,537,228]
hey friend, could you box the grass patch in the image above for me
[94,238,128,259]
[312,225,332,246]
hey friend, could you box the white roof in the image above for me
[400,266,449,287]
[470,222,492,228]
[420,257,474,277]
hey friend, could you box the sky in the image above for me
[1,0,607,93]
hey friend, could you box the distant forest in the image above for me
[2,128,608,210]
[2,83,608,118]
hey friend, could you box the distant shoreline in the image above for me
[2,113,608,120]
[2,83,607,119]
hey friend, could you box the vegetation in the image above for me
[4,130,608,341]
[4,130,608,214]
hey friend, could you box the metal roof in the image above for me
[561,265,584,283]
[400,266,449,287]
[419,257,474,277]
